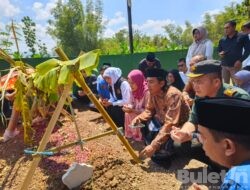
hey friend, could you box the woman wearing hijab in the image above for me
[234,70,250,94]
[167,69,185,91]
[101,67,131,128]
[186,26,213,71]
[123,70,149,141]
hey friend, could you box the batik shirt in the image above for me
[221,161,250,190]
[135,86,190,149]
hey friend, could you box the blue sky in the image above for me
[0,0,243,54]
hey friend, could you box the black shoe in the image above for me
[151,155,172,169]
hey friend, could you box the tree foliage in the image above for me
[0,22,23,58]
[48,0,103,57]
[22,16,37,56]
[1,0,249,56]
[0,31,13,54]
[21,16,49,58]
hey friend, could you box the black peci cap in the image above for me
[145,68,167,79]
[196,97,250,135]
[146,52,156,62]
[102,62,111,66]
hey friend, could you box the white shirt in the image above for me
[108,81,131,107]
[179,71,189,84]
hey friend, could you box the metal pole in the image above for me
[127,0,134,54]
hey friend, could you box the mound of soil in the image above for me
[0,100,221,190]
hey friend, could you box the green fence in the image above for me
[99,49,188,76]
[0,49,219,77]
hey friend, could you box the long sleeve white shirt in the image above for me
[108,81,131,107]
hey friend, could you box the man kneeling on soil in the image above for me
[171,60,250,145]
[131,68,190,167]
[193,97,250,190]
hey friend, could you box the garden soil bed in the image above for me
[0,100,220,190]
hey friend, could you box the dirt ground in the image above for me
[0,100,222,190]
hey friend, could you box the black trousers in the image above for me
[141,120,226,171]
[141,120,174,159]
[174,141,227,172]
[106,105,125,128]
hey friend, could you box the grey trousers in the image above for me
[222,66,240,84]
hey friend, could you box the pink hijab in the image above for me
[128,69,148,100]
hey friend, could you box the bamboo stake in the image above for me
[43,127,123,155]
[0,48,15,66]
[55,48,140,163]
[20,84,72,190]
[67,98,84,150]
[11,20,20,56]
[74,73,141,163]
[54,48,84,150]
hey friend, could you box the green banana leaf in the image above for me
[1,49,100,145]
[33,49,100,93]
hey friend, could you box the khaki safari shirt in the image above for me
[189,83,250,125]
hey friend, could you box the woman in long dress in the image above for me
[123,70,149,141]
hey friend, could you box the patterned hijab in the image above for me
[103,67,122,85]
[128,69,148,100]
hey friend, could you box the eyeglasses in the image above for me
[178,64,184,67]
[192,132,203,144]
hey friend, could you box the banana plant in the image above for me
[33,49,99,93]
[0,49,36,144]
[20,49,101,190]
[0,48,100,145]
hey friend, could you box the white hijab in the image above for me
[103,67,122,85]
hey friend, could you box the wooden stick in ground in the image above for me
[60,48,141,163]
[56,48,141,163]
[67,98,84,151]
[54,48,84,151]
[20,82,73,190]
[74,73,141,163]
[11,20,20,56]
[41,127,123,155]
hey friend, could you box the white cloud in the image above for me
[133,19,174,36]
[0,0,20,17]
[103,25,128,38]
[2,21,56,55]
[102,11,127,37]
[32,0,57,21]
[229,0,243,3]
[33,2,43,9]
[106,11,126,27]
[103,19,175,38]
[35,23,56,54]
[203,9,221,16]
[103,28,116,38]
[200,9,222,23]
[103,11,175,38]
